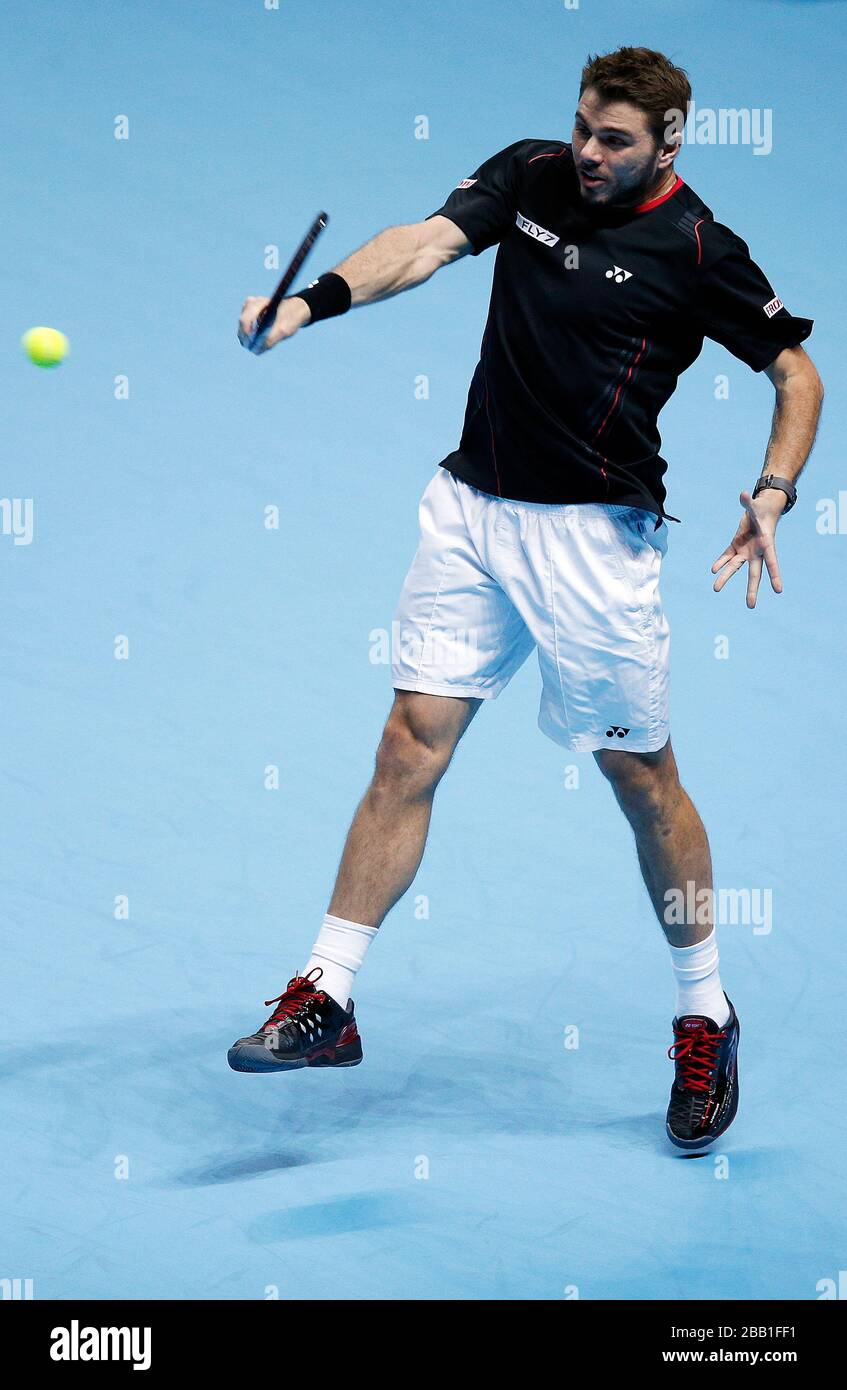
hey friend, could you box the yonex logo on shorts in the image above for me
[456,178,477,189]
[605,725,630,738]
[763,295,783,318]
[515,211,559,246]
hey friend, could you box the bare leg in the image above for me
[327,690,481,927]
[594,739,713,946]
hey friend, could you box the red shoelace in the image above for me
[668,1025,726,1093]
[261,968,325,1032]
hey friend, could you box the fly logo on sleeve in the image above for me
[456,178,477,189]
[763,296,784,318]
[515,211,560,246]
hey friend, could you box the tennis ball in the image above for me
[22,326,69,368]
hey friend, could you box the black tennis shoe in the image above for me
[228,968,363,1073]
[666,995,740,1150]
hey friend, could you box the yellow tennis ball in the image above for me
[22,326,69,368]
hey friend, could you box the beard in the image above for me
[574,161,661,230]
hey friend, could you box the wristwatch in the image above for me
[752,474,797,513]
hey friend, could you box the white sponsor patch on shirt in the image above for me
[456,178,477,189]
[515,211,559,246]
[763,295,784,318]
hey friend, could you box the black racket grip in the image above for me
[251,212,329,345]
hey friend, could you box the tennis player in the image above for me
[232,47,821,1150]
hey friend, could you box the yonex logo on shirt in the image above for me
[763,296,783,319]
[427,138,813,518]
[515,211,559,246]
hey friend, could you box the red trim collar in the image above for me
[635,175,683,214]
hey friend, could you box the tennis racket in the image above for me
[249,211,329,348]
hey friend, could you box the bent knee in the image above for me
[595,747,678,823]
[373,718,453,794]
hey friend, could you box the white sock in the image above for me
[667,930,730,1026]
[303,913,378,1009]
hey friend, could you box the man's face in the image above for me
[571,87,676,208]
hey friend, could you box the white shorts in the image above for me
[390,467,670,753]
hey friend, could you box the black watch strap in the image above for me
[752,474,797,512]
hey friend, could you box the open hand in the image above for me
[712,488,787,608]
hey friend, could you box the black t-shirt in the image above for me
[426,140,814,523]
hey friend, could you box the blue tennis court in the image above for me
[2,0,844,1301]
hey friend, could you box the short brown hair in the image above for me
[579,46,691,144]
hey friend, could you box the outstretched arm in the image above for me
[238,215,470,353]
[711,344,824,608]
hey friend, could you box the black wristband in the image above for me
[293,272,352,325]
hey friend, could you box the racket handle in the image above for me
[250,305,274,348]
[249,296,305,351]
[249,211,328,350]
[251,299,277,344]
